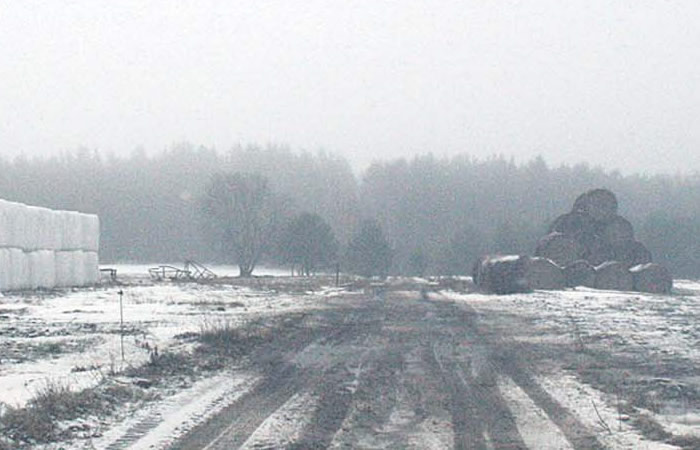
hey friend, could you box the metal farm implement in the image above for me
[148,260,217,282]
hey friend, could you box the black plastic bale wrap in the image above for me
[600,215,635,243]
[564,260,596,288]
[630,263,673,294]
[572,188,619,224]
[477,255,529,294]
[612,240,652,268]
[535,232,583,267]
[549,211,597,238]
[594,261,634,291]
[525,257,566,290]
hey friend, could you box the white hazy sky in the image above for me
[1,1,699,174]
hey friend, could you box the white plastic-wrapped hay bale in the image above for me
[72,251,86,286]
[25,206,41,251]
[84,251,99,285]
[0,248,10,290]
[564,260,596,288]
[28,251,42,290]
[81,214,100,252]
[0,200,10,247]
[56,211,69,250]
[595,261,634,291]
[51,210,66,250]
[524,257,565,290]
[8,202,25,249]
[33,250,51,288]
[30,250,56,289]
[630,263,673,294]
[35,208,53,250]
[63,212,84,250]
[10,248,29,290]
[55,251,74,287]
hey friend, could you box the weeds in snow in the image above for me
[197,317,273,358]
[0,378,144,447]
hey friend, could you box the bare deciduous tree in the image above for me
[201,172,282,277]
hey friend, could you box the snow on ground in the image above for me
[91,372,260,450]
[0,266,325,409]
[443,280,700,446]
[497,375,573,450]
[239,391,319,449]
[3,270,700,448]
[537,374,678,450]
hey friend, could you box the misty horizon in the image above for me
[2,1,699,176]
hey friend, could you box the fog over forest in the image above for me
[1,146,698,277]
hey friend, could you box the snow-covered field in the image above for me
[1,269,699,449]
[0,265,325,409]
[443,280,700,445]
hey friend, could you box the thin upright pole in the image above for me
[118,289,124,361]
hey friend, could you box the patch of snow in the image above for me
[239,391,319,449]
[497,375,574,449]
[539,373,679,449]
[91,372,260,449]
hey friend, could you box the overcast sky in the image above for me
[1,1,699,174]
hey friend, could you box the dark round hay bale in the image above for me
[601,215,634,243]
[472,256,485,286]
[594,261,634,291]
[630,263,673,294]
[549,211,596,238]
[564,260,596,288]
[478,255,529,294]
[612,240,652,268]
[525,257,565,290]
[576,232,614,266]
[535,232,583,267]
[573,189,618,223]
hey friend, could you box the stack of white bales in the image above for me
[0,199,99,291]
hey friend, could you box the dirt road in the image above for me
[169,289,611,450]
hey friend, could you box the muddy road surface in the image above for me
[167,288,613,450]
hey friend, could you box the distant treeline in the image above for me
[1,145,699,278]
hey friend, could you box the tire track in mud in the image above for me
[327,347,406,448]
[426,335,527,450]
[168,290,608,450]
[171,302,383,450]
[287,322,382,449]
[432,297,605,450]
[329,296,455,449]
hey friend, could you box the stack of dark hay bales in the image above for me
[472,189,673,295]
[536,188,672,293]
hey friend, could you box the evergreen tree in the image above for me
[346,219,392,278]
[279,213,338,276]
